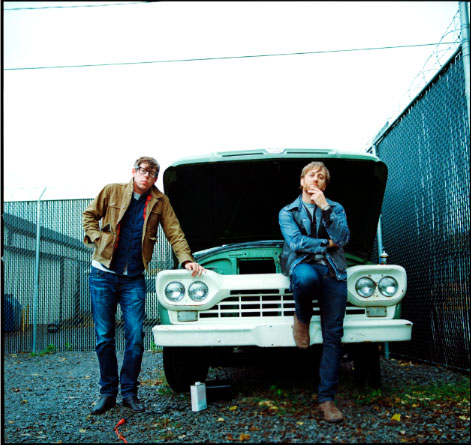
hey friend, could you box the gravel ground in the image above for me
[3,349,470,443]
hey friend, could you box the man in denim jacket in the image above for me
[279,161,350,423]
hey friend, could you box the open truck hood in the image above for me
[163,148,387,263]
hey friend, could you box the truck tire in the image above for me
[163,346,210,392]
[352,342,382,389]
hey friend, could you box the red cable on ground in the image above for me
[114,418,128,443]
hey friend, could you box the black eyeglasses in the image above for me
[136,166,158,178]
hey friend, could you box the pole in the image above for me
[376,215,384,257]
[372,145,385,257]
[460,2,471,130]
[32,187,46,354]
[372,145,390,360]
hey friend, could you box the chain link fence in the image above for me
[3,199,173,354]
[372,47,470,371]
[3,49,469,372]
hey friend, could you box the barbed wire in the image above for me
[364,9,462,150]
[387,12,461,123]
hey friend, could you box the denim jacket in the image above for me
[279,195,350,281]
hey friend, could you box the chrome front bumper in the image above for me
[152,318,413,347]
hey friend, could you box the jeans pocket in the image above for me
[90,266,110,278]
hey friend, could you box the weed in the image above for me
[152,417,180,440]
[396,377,470,406]
[354,388,383,405]
[155,375,174,396]
[247,383,309,417]
[352,376,470,407]
[157,386,174,396]
[41,344,57,355]
[30,344,57,357]
[269,384,284,397]
[149,340,162,353]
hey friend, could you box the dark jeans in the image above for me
[291,263,347,403]
[89,267,146,399]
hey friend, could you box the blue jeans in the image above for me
[291,263,347,403]
[89,267,146,399]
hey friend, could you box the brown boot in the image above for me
[293,314,310,349]
[319,400,343,423]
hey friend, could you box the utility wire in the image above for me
[3,41,460,71]
[4,1,149,11]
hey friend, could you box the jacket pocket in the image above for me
[328,249,347,273]
[108,205,121,228]
[147,208,161,237]
[148,207,161,221]
[96,231,114,258]
[280,243,293,276]
[143,236,157,263]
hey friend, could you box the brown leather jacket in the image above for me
[82,179,194,271]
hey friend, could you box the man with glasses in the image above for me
[83,156,205,414]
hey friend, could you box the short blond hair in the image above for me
[134,156,160,174]
[300,161,330,184]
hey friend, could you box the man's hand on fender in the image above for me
[184,261,206,277]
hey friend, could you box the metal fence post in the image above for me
[372,144,390,360]
[32,187,47,354]
[459,2,471,130]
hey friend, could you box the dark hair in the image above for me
[134,156,160,175]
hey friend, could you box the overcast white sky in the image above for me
[3,1,462,201]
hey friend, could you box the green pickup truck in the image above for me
[152,148,412,391]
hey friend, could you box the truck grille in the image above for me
[198,289,364,319]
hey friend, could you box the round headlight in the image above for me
[188,281,209,302]
[379,276,398,297]
[355,277,376,298]
[165,281,185,302]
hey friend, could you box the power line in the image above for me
[4,1,149,11]
[3,41,460,71]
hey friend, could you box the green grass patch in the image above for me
[149,340,162,353]
[352,376,470,408]
[29,344,57,357]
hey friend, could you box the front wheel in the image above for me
[351,342,382,389]
[162,346,210,392]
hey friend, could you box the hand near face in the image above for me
[301,167,329,208]
[308,186,329,209]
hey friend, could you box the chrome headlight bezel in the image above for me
[164,281,185,302]
[157,269,223,310]
[378,276,398,297]
[355,277,376,298]
[347,265,407,307]
[188,281,209,302]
